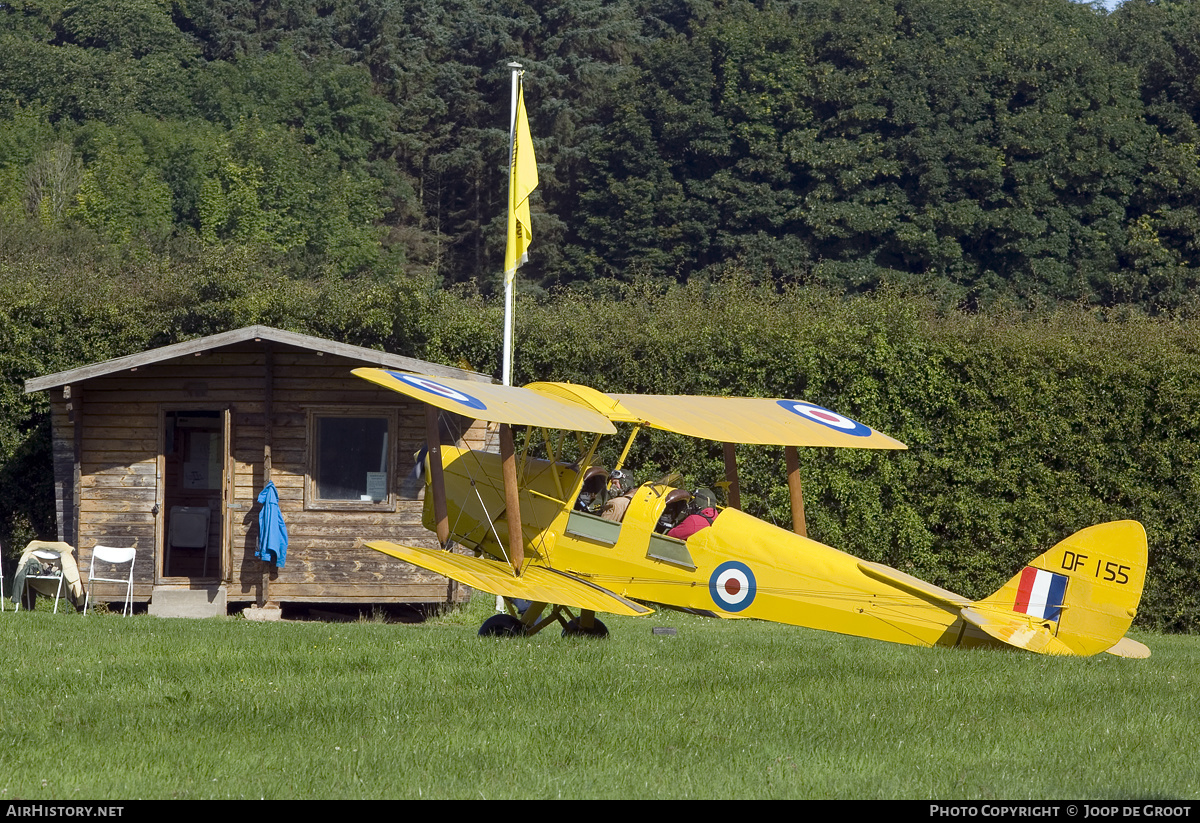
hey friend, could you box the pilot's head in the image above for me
[576,467,609,511]
[609,469,631,496]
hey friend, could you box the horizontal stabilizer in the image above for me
[367,541,653,617]
[1104,636,1151,659]
[856,561,971,611]
[960,606,1078,655]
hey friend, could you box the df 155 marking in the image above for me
[1062,551,1131,585]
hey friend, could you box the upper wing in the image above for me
[526,382,905,449]
[353,369,616,434]
[367,541,653,617]
[357,372,899,447]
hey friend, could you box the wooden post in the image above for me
[221,406,234,582]
[425,405,450,547]
[260,345,274,607]
[722,442,741,510]
[263,344,273,484]
[785,446,807,537]
[499,423,524,573]
[69,384,82,552]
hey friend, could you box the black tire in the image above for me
[478,613,524,637]
[561,616,609,639]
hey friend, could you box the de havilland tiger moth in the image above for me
[352,368,1149,658]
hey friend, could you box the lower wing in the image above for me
[367,541,654,617]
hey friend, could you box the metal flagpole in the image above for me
[499,62,522,612]
[502,62,522,388]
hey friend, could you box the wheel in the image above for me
[478,613,524,637]
[562,616,609,639]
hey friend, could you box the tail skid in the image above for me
[967,521,1148,657]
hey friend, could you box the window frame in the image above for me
[304,406,399,512]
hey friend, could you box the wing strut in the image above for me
[613,424,641,472]
[499,423,524,573]
[419,402,522,577]
[722,443,741,509]
[425,405,450,546]
[784,446,808,537]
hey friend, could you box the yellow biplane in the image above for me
[354,369,1149,658]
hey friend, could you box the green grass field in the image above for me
[1,595,1195,800]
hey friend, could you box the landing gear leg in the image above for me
[562,609,609,639]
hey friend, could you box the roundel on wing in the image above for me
[709,561,757,613]
[387,372,487,411]
[776,400,872,437]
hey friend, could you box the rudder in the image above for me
[976,520,1147,656]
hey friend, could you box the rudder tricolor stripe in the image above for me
[1014,567,1068,622]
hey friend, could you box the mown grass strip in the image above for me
[1,596,1195,799]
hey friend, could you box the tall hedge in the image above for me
[3,265,1198,632]
[473,275,1199,632]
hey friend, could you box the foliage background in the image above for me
[2,268,1199,632]
[3,0,1199,303]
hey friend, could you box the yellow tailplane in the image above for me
[968,521,1148,656]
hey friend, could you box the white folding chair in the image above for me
[16,549,67,613]
[84,546,136,616]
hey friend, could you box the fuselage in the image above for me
[430,446,1004,650]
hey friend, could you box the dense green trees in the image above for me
[1,0,396,273]
[570,0,1182,305]
[3,0,1197,303]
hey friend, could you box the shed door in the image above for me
[160,408,229,582]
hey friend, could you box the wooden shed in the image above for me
[24,326,489,614]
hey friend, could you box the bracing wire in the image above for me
[434,415,568,575]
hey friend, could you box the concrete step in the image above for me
[148,585,227,618]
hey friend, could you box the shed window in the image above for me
[309,412,394,508]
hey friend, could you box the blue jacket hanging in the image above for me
[256,481,288,567]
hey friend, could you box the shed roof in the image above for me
[25,325,489,394]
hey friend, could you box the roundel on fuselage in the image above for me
[709,561,757,613]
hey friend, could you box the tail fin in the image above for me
[969,521,1148,656]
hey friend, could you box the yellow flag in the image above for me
[504,82,538,285]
